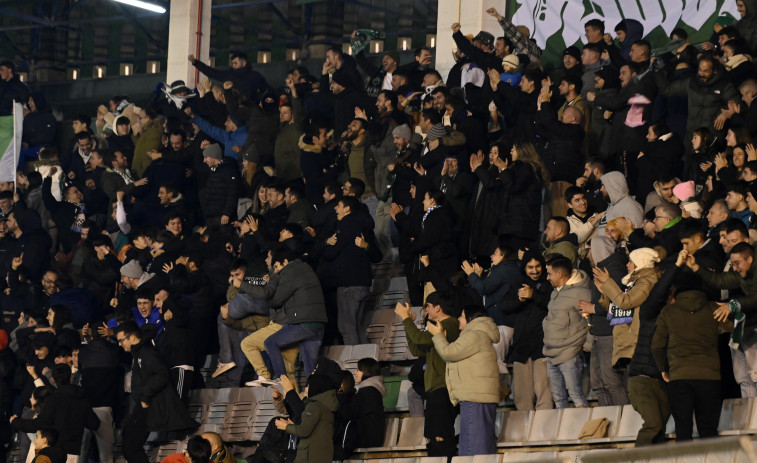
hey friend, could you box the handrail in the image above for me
[580,436,757,463]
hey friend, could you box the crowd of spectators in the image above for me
[3,1,757,461]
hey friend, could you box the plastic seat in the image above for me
[614,404,644,442]
[525,409,561,445]
[582,405,622,443]
[392,379,412,411]
[388,276,409,292]
[553,407,591,444]
[498,410,533,447]
[391,416,426,450]
[355,417,399,452]
[718,398,753,435]
[501,451,557,462]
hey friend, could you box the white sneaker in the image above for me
[212,362,237,378]
[244,378,270,387]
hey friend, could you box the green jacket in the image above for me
[286,389,338,463]
[651,290,732,381]
[274,96,304,183]
[404,317,460,392]
[697,256,757,329]
[132,119,163,177]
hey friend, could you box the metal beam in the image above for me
[211,0,289,9]
[0,7,50,26]
[116,3,167,53]
[340,0,420,21]
[267,3,300,36]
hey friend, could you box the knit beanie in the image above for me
[120,260,144,279]
[673,180,696,202]
[203,143,223,160]
[629,248,659,271]
[392,124,412,141]
[331,71,351,88]
[426,123,447,142]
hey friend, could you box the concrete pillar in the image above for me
[434,0,503,81]
[167,0,212,88]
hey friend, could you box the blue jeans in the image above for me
[228,293,268,319]
[337,286,370,345]
[459,402,496,456]
[264,324,323,377]
[546,354,588,408]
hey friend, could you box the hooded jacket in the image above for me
[404,316,461,392]
[617,20,644,63]
[286,389,339,463]
[600,265,661,367]
[651,290,732,381]
[599,172,644,233]
[340,375,386,448]
[543,233,579,266]
[432,315,501,405]
[543,269,591,365]
[274,96,305,182]
[736,0,757,56]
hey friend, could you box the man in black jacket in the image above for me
[188,52,268,102]
[240,247,327,385]
[78,338,120,463]
[199,144,240,227]
[322,196,382,345]
[116,322,197,463]
[11,364,100,459]
[0,60,30,116]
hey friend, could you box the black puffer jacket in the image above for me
[628,264,679,379]
[535,102,585,183]
[500,274,551,363]
[498,160,544,242]
[200,157,240,220]
[654,66,739,136]
[241,259,327,325]
[225,89,279,165]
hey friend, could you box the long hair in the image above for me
[513,141,551,185]
[242,160,258,186]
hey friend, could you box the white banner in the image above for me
[510,0,740,50]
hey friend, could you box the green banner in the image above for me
[505,0,739,70]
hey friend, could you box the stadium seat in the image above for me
[501,451,558,462]
[553,406,591,444]
[718,398,753,435]
[581,405,622,443]
[392,379,412,411]
[222,400,256,442]
[614,404,644,442]
[525,409,561,445]
[498,410,532,447]
[355,417,399,452]
[392,416,426,450]
[154,440,187,462]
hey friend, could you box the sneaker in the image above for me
[260,378,281,386]
[211,362,237,378]
[244,378,270,387]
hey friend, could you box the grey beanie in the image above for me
[203,143,223,160]
[392,124,412,141]
[120,259,144,279]
[426,123,447,142]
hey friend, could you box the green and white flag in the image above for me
[0,102,23,183]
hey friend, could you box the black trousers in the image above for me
[667,379,721,441]
[424,387,458,457]
[122,405,150,463]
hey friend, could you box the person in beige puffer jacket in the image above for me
[598,247,661,368]
[429,306,500,456]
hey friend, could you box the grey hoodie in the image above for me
[599,171,644,233]
[356,375,387,396]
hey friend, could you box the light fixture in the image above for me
[112,0,166,13]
